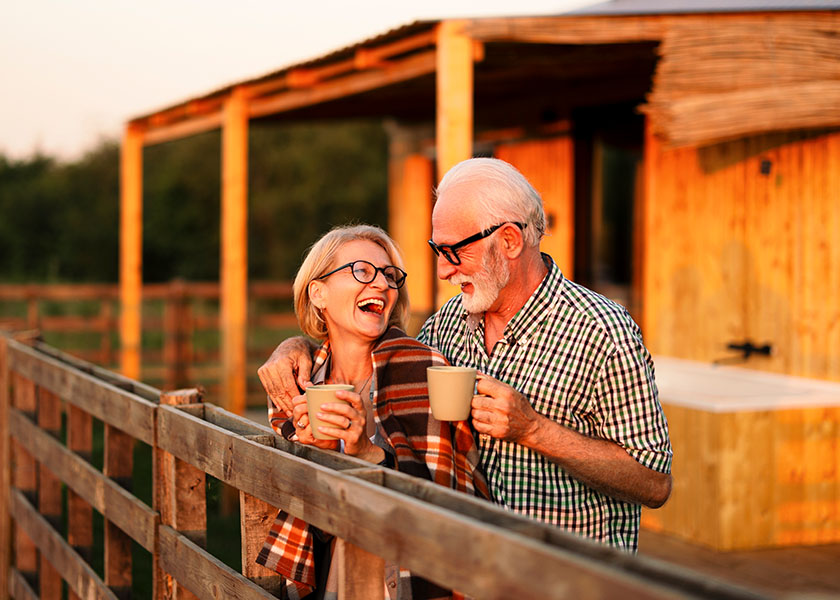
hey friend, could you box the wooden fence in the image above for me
[0,281,298,410]
[0,333,769,600]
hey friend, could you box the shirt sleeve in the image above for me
[593,329,673,475]
[415,313,435,346]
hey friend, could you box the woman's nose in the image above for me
[369,270,389,289]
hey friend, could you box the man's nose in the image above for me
[436,253,457,280]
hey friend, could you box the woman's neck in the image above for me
[327,333,374,388]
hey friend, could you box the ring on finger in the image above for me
[297,420,305,428]
[345,419,351,430]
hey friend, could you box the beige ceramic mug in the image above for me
[305,384,354,440]
[426,366,476,421]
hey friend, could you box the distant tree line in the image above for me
[0,121,389,283]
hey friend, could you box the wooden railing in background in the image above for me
[0,334,768,600]
[0,281,298,411]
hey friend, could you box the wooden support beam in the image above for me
[155,389,206,600]
[0,336,9,600]
[221,87,249,415]
[388,147,435,332]
[120,122,144,380]
[435,20,474,308]
[37,389,62,600]
[435,20,474,177]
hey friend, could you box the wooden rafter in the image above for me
[248,49,436,119]
[135,28,440,147]
[464,15,669,44]
[142,112,223,147]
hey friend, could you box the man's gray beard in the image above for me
[450,241,511,314]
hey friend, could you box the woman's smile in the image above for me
[356,297,385,315]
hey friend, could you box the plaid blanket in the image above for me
[257,327,488,598]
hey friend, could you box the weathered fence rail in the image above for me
[0,281,298,408]
[0,333,769,600]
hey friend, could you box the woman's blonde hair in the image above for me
[293,224,409,340]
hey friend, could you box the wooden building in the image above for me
[120,1,840,549]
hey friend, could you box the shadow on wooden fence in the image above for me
[0,333,769,599]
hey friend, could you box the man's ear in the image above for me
[500,223,524,258]
[309,280,326,309]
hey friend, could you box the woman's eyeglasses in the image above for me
[317,260,407,289]
[428,222,526,266]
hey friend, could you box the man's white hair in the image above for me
[435,157,546,247]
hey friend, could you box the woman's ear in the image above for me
[308,280,326,309]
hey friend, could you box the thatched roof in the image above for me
[571,0,840,15]
[641,12,840,146]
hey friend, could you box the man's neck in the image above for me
[483,251,549,352]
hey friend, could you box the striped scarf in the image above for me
[257,327,488,598]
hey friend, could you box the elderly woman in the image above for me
[257,224,487,600]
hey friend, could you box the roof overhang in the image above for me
[129,9,840,149]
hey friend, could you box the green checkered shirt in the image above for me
[417,255,672,551]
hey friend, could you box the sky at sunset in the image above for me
[1,0,595,161]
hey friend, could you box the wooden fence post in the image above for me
[155,388,207,600]
[0,336,9,600]
[104,420,134,599]
[11,373,38,580]
[336,540,385,600]
[239,487,285,597]
[66,403,93,600]
[100,298,114,368]
[164,280,192,391]
[26,296,39,331]
[37,388,63,600]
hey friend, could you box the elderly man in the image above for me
[260,157,672,551]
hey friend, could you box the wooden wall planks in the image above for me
[642,403,840,550]
[643,127,840,382]
[496,136,575,278]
